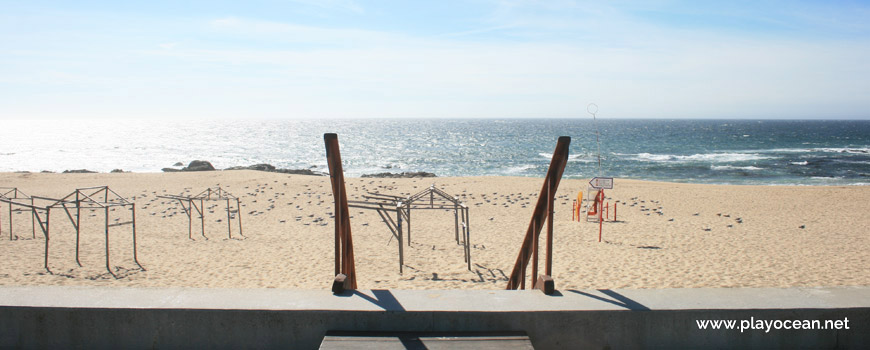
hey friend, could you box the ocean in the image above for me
[1,119,869,186]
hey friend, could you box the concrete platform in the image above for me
[1,286,868,349]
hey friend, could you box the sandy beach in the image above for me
[1,170,868,291]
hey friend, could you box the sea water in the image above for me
[1,119,868,186]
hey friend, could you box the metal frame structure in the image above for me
[348,184,471,274]
[506,136,571,295]
[0,186,144,278]
[158,187,245,241]
[1,187,36,240]
[325,134,471,293]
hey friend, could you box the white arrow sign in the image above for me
[589,177,613,189]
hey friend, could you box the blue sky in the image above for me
[1,0,868,119]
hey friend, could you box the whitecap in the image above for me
[790,161,808,166]
[629,152,771,163]
[710,165,763,171]
[505,165,536,173]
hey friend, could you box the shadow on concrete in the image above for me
[350,289,406,311]
[567,289,650,310]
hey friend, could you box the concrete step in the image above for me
[320,331,534,349]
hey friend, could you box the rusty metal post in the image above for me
[325,133,356,291]
[465,205,471,271]
[236,198,244,237]
[397,205,403,274]
[7,201,12,240]
[105,207,116,278]
[132,204,143,270]
[187,200,193,240]
[30,198,36,239]
[454,202,460,244]
[75,191,82,267]
[226,198,232,239]
[44,208,50,273]
[200,198,206,239]
[506,136,570,293]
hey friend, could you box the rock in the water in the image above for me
[110,169,126,173]
[361,172,436,178]
[173,162,184,166]
[63,169,97,173]
[161,168,180,172]
[225,163,277,172]
[223,164,324,176]
[182,160,215,171]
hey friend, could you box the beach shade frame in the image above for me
[347,184,472,274]
[325,133,357,292]
[0,187,37,240]
[506,136,570,295]
[0,186,144,278]
[157,187,245,241]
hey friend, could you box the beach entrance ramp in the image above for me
[320,331,534,349]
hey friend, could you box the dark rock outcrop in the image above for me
[225,164,277,172]
[361,171,437,178]
[225,163,324,176]
[182,160,215,172]
[63,169,97,173]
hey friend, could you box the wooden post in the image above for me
[325,133,356,291]
[506,136,570,294]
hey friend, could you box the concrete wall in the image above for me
[1,286,868,349]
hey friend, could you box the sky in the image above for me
[1,0,869,119]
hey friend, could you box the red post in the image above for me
[598,190,604,242]
[571,200,575,221]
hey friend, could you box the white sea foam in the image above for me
[505,164,536,173]
[758,147,870,154]
[790,161,809,165]
[538,153,595,163]
[629,152,771,163]
[711,165,764,171]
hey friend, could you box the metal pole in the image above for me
[30,198,35,239]
[200,198,205,239]
[8,201,12,240]
[236,199,244,237]
[589,103,601,177]
[226,198,232,239]
[454,202,460,244]
[44,208,50,273]
[105,207,114,278]
[75,191,82,267]
[132,204,143,270]
[598,191,604,242]
[187,200,193,240]
[406,206,411,246]
[397,205,403,274]
[465,206,471,271]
